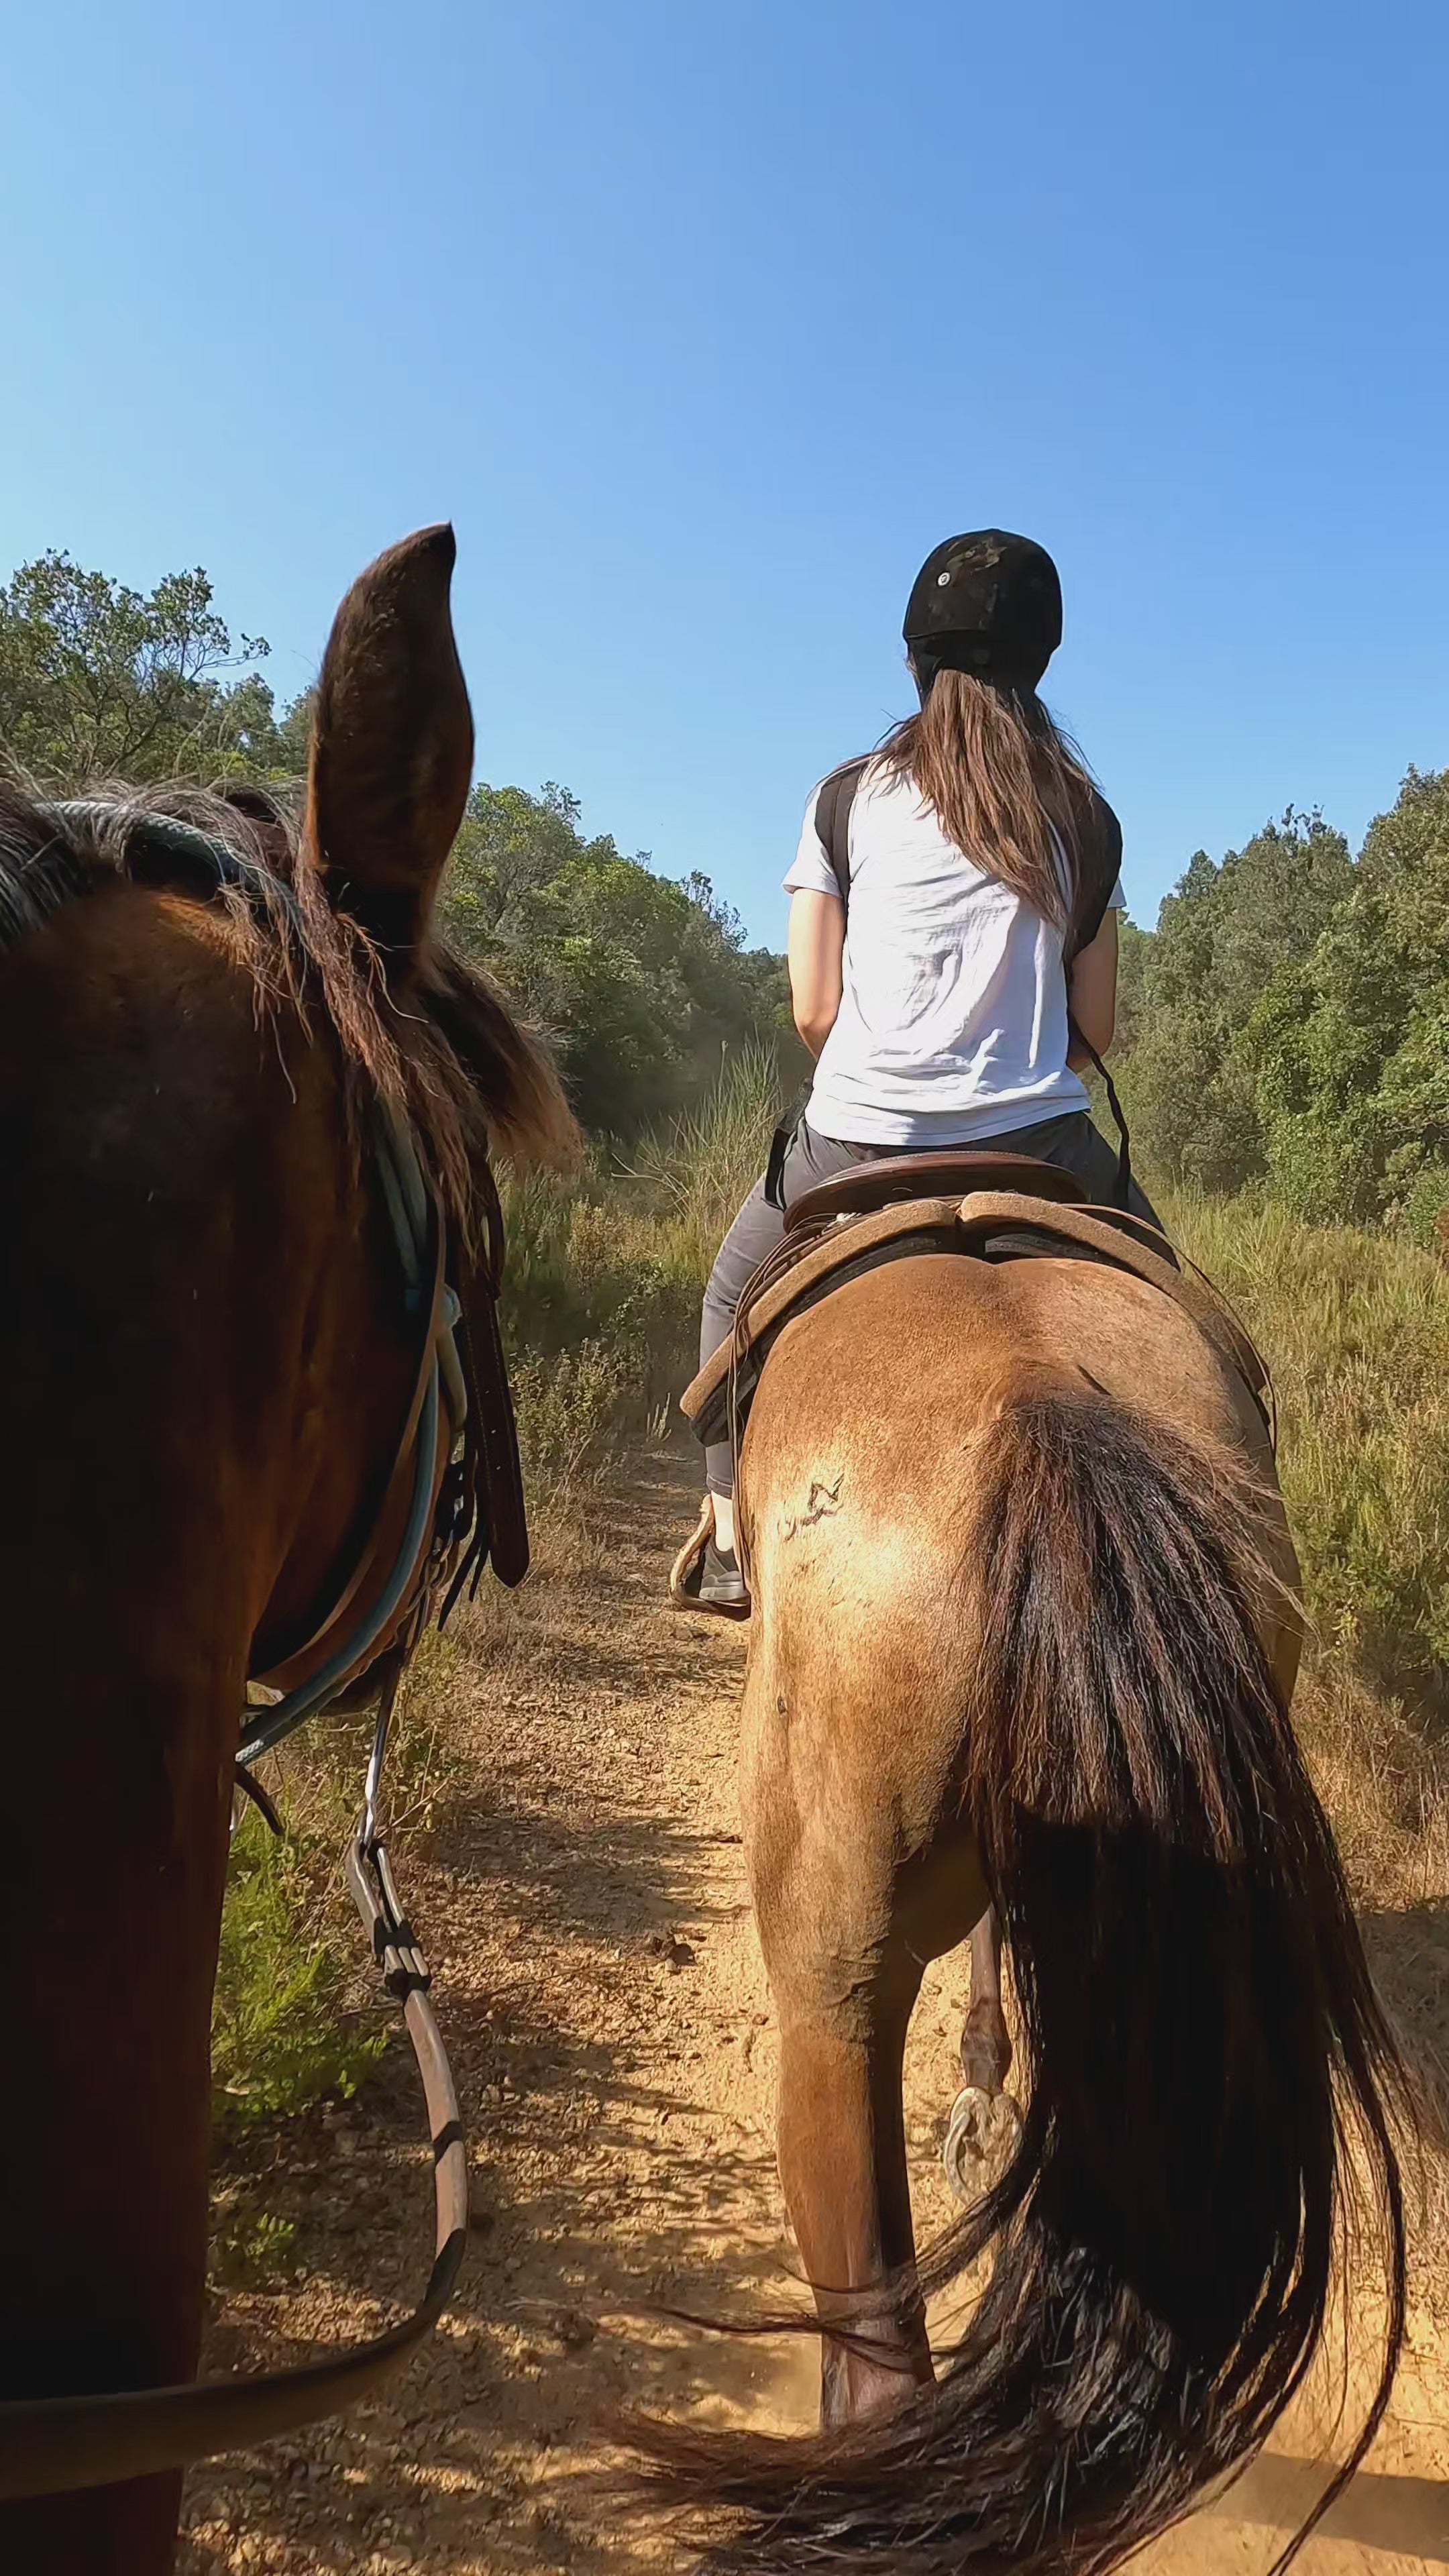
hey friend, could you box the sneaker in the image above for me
[698,1538,749,1613]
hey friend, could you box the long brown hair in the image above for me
[877,667,1104,937]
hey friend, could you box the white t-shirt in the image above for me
[784,759,1125,1148]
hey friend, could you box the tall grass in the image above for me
[1165,1190,1449,1712]
[627,1036,784,1283]
[494,1040,784,1495]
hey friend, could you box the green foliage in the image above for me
[213,1650,463,2132]
[0,547,790,1146]
[211,2202,299,2290]
[439,780,790,1138]
[494,1040,784,1483]
[0,550,311,788]
[1116,812,1352,1194]
[212,1816,385,2131]
[510,1338,641,1495]
[496,1159,701,1479]
[1244,767,1449,1234]
[1115,770,1449,1244]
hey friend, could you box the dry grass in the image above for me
[1162,1191,1449,1982]
[1162,1189,1449,2294]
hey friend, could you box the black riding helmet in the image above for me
[904,530,1063,698]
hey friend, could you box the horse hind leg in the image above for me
[961,1905,1011,2090]
[775,1992,934,2432]
[944,1907,1023,2206]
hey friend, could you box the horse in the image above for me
[646,1236,1409,2571]
[0,527,574,2576]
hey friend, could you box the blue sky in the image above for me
[3,1,1446,943]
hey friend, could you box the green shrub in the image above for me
[212,1815,385,2131]
[212,1641,466,2130]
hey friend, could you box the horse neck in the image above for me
[0,888,408,2573]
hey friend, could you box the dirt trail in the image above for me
[183,1451,1449,2576]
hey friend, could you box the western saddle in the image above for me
[681,1148,1272,1465]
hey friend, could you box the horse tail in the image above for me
[636,1368,1408,2575]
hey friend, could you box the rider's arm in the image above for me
[1067,908,1118,1065]
[788,889,845,1058]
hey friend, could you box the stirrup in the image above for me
[669,1496,751,1621]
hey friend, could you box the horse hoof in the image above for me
[943,2084,1022,2206]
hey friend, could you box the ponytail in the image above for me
[877,671,1105,940]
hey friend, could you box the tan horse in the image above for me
[649,1246,1408,2571]
[0,529,572,2575]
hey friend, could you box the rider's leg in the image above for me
[697,1126,877,1557]
[699,1175,785,1531]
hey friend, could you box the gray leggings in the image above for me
[699,1110,1159,1498]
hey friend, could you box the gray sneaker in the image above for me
[698,1539,749,1614]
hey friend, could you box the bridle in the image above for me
[0,804,529,2500]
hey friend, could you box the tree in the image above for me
[1115,812,1354,1193]
[0,551,309,787]
[1245,769,1449,1234]
[439,781,790,1136]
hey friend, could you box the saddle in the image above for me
[682,1151,1272,1462]
[785,1147,1085,1227]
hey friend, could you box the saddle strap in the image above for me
[683,1191,1274,1452]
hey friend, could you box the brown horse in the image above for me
[648,1248,1409,2570]
[0,529,573,2575]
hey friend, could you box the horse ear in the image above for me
[306,524,474,967]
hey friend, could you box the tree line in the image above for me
[1112,784,1448,1239]
[2,546,1442,1226]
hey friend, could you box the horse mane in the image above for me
[0,776,577,1229]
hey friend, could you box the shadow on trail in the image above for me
[184,1972,800,2575]
[439,1784,746,1949]
[187,2054,794,2573]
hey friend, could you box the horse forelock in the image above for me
[0,776,574,1226]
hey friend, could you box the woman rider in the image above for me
[680,529,1157,1616]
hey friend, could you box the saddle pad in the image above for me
[682,1191,1270,1450]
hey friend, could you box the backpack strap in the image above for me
[763,757,869,1211]
[1065,789,1123,962]
[814,755,869,911]
[1062,789,1131,1210]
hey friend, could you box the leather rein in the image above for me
[0,806,529,2500]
